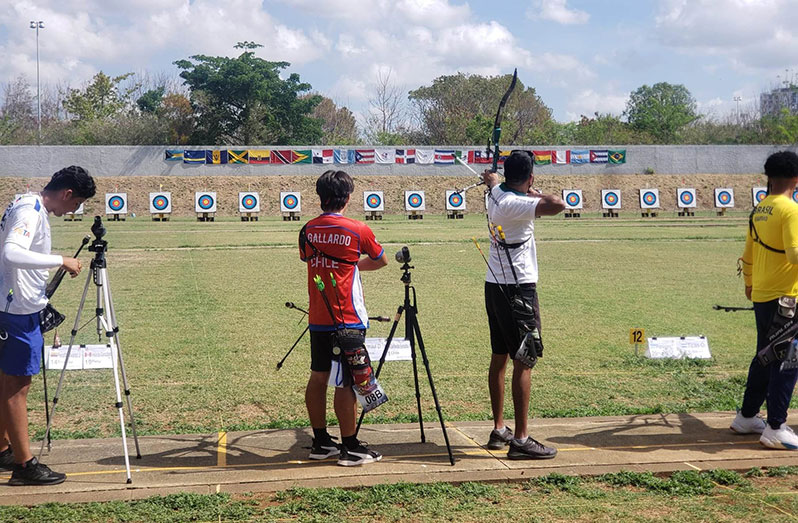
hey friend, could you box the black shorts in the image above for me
[485,281,540,356]
[309,329,366,372]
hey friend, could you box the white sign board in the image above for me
[45,344,114,370]
[644,336,711,360]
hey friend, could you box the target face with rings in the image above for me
[562,189,583,209]
[363,191,384,211]
[109,196,124,211]
[640,189,660,209]
[680,191,694,205]
[445,190,466,211]
[195,192,217,212]
[752,187,767,206]
[238,192,260,213]
[153,196,168,210]
[715,188,734,207]
[367,194,381,208]
[604,193,618,205]
[643,192,656,204]
[404,190,426,211]
[601,189,621,209]
[242,195,257,209]
[283,195,297,209]
[149,192,172,213]
[280,192,301,213]
[793,189,798,203]
[199,196,214,209]
[105,193,127,214]
[448,193,462,207]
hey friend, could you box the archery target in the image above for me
[752,187,768,206]
[280,192,301,213]
[405,191,426,211]
[793,188,798,204]
[562,189,583,210]
[445,190,466,211]
[677,188,696,208]
[639,189,660,209]
[363,191,384,212]
[601,189,621,210]
[238,192,260,213]
[149,192,172,214]
[105,193,127,215]
[714,188,735,208]
[194,192,217,213]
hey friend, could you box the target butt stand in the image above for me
[564,210,580,219]
[677,209,695,217]
[282,212,301,221]
[407,211,423,220]
[240,212,259,222]
[365,211,383,221]
[152,213,169,222]
[355,246,455,466]
[602,209,619,218]
[641,209,657,218]
[197,212,215,222]
[717,208,727,217]
[39,216,141,483]
[446,210,464,219]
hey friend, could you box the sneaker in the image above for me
[0,448,13,471]
[308,437,341,460]
[507,437,558,460]
[9,457,66,486]
[760,423,798,450]
[487,427,514,450]
[730,411,767,434]
[337,442,382,467]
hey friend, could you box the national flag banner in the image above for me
[571,150,590,164]
[533,150,552,165]
[293,149,312,164]
[249,150,271,164]
[206,150,228,165]
[415,149,434,164]
[355,149,375,164]
[454,150,467,163]
[270,150,293,164]
[312,149,333,164]
[590,150,609,163]
[165,149,183,161]
[552,150,570,164]
[468,150,492,164]
[434,149,455,164]
[334,149,349,164]
[396,149,416,164]
[498,150,511,163]
[183,150,206,164]
[375,148,396,164]
[608,149,627,164]
[229,150,249,164]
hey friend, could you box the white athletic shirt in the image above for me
[485,183,540,285]
[0,194,62,314]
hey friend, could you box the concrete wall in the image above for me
[1,145,796,178]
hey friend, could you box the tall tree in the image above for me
[310,96,359,145]
[174,42,321,145]
[623,82,698,142]
[409,72,551,145]
[63,72,137,121]
[364,69,411,144]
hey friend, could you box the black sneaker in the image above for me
[487,427,514,450]
[337,442,382,467]
[507,437,557,460]
[0,447,13,471]
[308,437,341,460]
[9,457,66,486]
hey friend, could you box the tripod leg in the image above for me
[355,305,404,437]
[40,342,51,451]
[101,269,141,460]
[99,275,133,483]
[39,270,92,459]
[411,315,455,466]
[277,325,310,370]
[407,306,425,443]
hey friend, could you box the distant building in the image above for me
[760,86,798,116]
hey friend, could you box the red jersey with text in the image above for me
[300,213,384,331]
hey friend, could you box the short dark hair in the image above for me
[316,170,354,212]
[43,166,96,199]
[764,151,798,179]
[503,150,534,185]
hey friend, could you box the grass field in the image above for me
[30,210,762,439]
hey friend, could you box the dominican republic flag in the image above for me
[355,149,375,164]
[434,149,455,164]
[312,149,333,164]
[375,149,395,164]
[396,149,415,164]
[571,150,590,164]
[590,150,609,163]
[552,150,570,164]
[334,149,349,164]
[468,150,492,164]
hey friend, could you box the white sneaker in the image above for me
[760,423,798,450]
[730,411,767,434]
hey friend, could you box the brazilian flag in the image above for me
[608,150,627,164]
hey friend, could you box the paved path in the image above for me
[3,411,796,505]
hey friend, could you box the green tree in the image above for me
[409,72,551,145]
[623,82,698,142]
[63,72,137,121]
[137,86,165,114]
[174,42,321,145]
[310,96,359,145]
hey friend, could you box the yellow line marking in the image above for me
[684,461,702,471]
[216,431,227,467]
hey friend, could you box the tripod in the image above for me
[355,254,455,465]
[39,217,141,483]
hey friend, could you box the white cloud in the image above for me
[565,89,628,121]
[529,0,590,25]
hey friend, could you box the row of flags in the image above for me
[165,148,628,166]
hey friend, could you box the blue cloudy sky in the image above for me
[1,0,797,123]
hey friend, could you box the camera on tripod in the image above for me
[395,246,411,264]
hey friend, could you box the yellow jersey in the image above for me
[742,194,798,302]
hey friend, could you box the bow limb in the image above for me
[490,68,518,173]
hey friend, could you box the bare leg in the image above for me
[305,370,330,429]
[333,386,357,437]
[0,372,33,463]
[511,359,532,440]
[489,354,509,430]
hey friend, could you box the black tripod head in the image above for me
[395,246,414,283]
[88,216,108,272]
